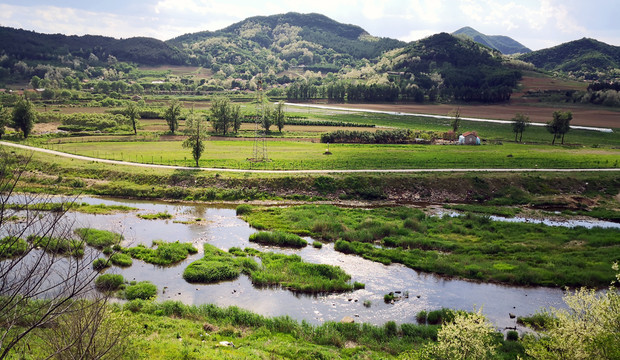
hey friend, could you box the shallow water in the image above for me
[4,195,585,331]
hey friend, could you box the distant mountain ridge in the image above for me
[517,38,620,77]
[452,26,531,55]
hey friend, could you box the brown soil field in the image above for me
[325,103,619,128]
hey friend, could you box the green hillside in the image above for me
[452,26,531,55]
[0,26,186,66]
[167,12,404,72]
[518,38,620,79]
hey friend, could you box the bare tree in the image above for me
[0,150,123,359]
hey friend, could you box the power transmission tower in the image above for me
[250,79,268,162]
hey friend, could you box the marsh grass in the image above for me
[183,244,249,283]
[109,252,133,267]
[124,240,197,266]
[95,274,125,291]
[6,202,136,214]
[124,281,157,300]
[138,212,173,220]
[74,228,123,249]
[249,231,308,248]
[0,236,28,259]
[27,235,85,257]
[241,205,620,287]
[250,252,353,293]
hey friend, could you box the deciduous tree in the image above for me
[124,102,140,135]
[164,100,182,134]
[273,101,286,132]
[450,107,461,133]
[547,111,572,145]
[182,110,208,167]
[11,98,36,139]
[511,113,530,142]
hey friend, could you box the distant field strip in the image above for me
[285,103,615,133]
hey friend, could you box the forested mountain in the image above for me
[452,26,531,55]
[0,26,187,65]
[517,38,620,79]
[167,12,404,73]
[1,12,617,105]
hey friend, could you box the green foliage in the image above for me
[235,204,253,215]
[518,38,620,80]
[93,258,111,271]
[95,274,125,291]
[431,308,498,360]
[109,252,133,267]
[28,235,84,257]
[183,244,246,283]
[517,312,555,331]
[511,113,530,142]
[210,97,240,135]
[0,236,27,259]
[250,252,353,293]
[124,101,140,135]
[249,231,308,248]
[312,241,323,249]
[241,204,620,287]
[124,240,198,266]
[320,129,412,144]
[124,281,157,300]
[138,212,173,220]
[74,228,123,249]
[522,264,620,360]
[547,110,572,145]
[182,110,207,167]
[11,97,36,138]
[163,99,182,134]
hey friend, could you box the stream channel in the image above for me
[8,195,619,332]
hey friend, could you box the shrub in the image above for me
[0,236,27,259]
[249,231,307,248]
[124,281,157,300]
[110,253,133,267]
[312,241,323,249]
[183,260,241,283]
[416,310,428,324]
[74,228,123,249]
[93,258,110,271]
[506,330,519,341]
[235,204,252,215]
[95,274,125,291]
[353,282,365,289]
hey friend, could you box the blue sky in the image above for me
[1,0,618,50]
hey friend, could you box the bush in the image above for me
[506,330,519,341]
[95,274,125,291]
[312,241,323,249]
[353,282,365,289]
[74,228,123,249]
[124,281,157,300]
[249,231,307,248]
[93,258,110,271]
[416,310,428,324]
[183,260,241,283]
[235,204,252,215]
[109,253,133,267]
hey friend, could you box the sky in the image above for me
[0,0,618,51]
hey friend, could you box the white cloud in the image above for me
[398,29,437,42]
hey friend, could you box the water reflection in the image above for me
[4,195,576,330]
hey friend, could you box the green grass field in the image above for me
[46,140,619,170]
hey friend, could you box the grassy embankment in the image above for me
[5,298,526,359]
[3,147,619,208]
[240,205,620,288]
